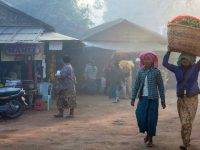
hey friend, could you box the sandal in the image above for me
[144,136,149,143]
[54,114,63,118]
[146,141,153,147]
[179,145,188,150]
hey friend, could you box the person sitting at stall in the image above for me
[163,51,200,150]
[54,55,77,118]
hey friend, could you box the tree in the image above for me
[5,0,103,37]
[76,0,105,27]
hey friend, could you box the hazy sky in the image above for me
[84,0,200,35]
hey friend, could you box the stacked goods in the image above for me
[168,15,200,56]
[119,60,134,76]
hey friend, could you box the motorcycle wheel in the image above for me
[6,100,24,119]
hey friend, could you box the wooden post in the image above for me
[49,51,56,82]
[27,55,33,80]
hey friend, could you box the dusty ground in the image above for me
[0,90,200,150]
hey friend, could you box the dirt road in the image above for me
[0,90,200,150]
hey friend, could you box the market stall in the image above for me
[0,42,45,107]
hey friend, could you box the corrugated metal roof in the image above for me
[82,19,167,44]
[39,32,78,41]
[0,0,54,31]
[0,26,44,43]
[0,26,79,43]
[82,19,125,40]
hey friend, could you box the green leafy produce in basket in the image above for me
[169,15,200,28]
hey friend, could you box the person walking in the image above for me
[131,52,166,147]
[110,61,123,103]
[163,51,200,150]
[54,55,77,118]
[84,60,98,94]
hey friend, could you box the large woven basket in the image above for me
[168,23,200,56]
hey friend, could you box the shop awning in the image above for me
[84,41,166,52]
[39,32,78,41]
[0,27,79,44]
[0,26,44,43]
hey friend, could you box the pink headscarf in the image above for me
[139,51,158,68]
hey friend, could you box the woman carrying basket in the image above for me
[163,51,200,150]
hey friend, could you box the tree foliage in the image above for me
[5,0,96,37]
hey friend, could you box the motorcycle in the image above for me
[0,86,27,119]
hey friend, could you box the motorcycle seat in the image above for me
[0,88,21,97]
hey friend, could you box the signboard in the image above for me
[49,41,63,51]
[4,43,43,55]
[1,43,44,61]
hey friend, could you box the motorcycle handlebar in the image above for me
[0,89,25,100]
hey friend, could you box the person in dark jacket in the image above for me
[109,61,123,103]
[163,51,200,150]
[131,52,166,147]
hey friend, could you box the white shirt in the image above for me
[85,64,98,80]
[101,77,106,88]
[143,76,149,96]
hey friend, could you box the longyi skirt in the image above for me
[135,96,158,136]
[57,90,77,109]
